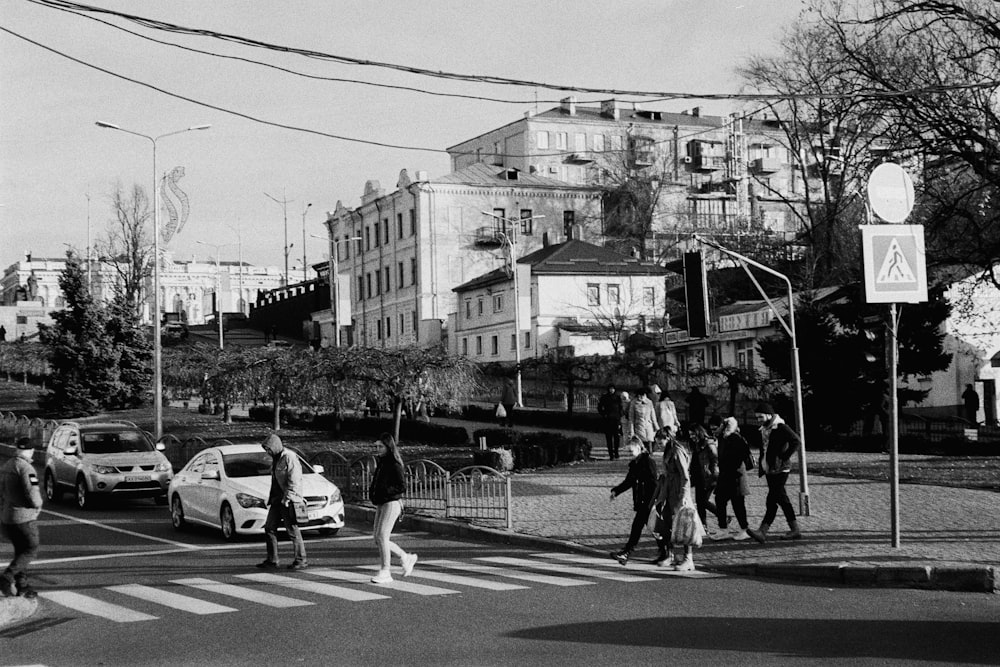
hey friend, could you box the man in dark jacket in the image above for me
[1,437,43,598]
[747,403,801,543]
[257,433,307,570]
[609,438,663,565]
[597,384,624,460]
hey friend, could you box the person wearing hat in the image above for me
[257,433,307,570]
[747,403,802,543]
[0,437,43,598]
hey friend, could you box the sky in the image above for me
[0,0,804,274]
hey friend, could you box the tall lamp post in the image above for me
[95,121,211,441]
[195,241,237,349]
[312,233,361,347]
[264,190,294,285]
[301,203,312,280]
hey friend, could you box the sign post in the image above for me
[862,163,923,548]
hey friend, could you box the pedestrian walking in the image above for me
[597,384,624,460]
[627,386,660,452]
[659,430,701,571]
[499,377,517,428]
[369,433,418,584]
[747,403,802,543]
[609,436,662,565]
[962,384,980,424]
[653,385,680,438]
[686,423,721,539]
[0,437,43,598]
[257,433,308,571]
[712,417,754,541]
[685,387,709,427]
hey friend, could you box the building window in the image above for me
[341,236,350,259]
[409,208,416,236]
[477,298,484,316]
[398,262,404,287]
[643,286,655,307]
[537,131,549,149]
[593,134,605,152]
[373,222,380,247]
[524,331,531,349]
[587,283,600,306]
[356,236,363,254]
[608,284,620,306]
[357,275,364,301]
[555,132,567,150]
[563,210,575,236]
[510,333,517,351]
[462,338,468,355]
[709,344,722,368]
[737,341,754,370]
[383,266,390,292]
[365,226,371,251]
[397,213,404,239]
[399,313,405,335]
[410,257,417,285]
[493,294,503,312]
[491,335,499,356]
[574,133,586,152]
[385,316,391,338]
[465,300,472,319]
[476,336,483,355]
[491,208,507,233]
[519,209,533,235]
[376,319,382,340]
[366,273,372,299]
[676,352,687,375]
[413,309,418,341]
[383,218,389,244]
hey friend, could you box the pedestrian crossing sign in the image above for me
[861,225,927,303]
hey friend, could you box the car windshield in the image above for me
[222,451,315,478]
[81,431,154,454]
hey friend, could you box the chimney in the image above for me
[524,109,535,118]
[691,106,701,117]
[542,232,551,247]
[561,96,577,116]
[415,170,428,181]
[601,99,620,120]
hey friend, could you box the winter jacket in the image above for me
[655,443,692,514]
[628,396,660,442]
[597,391,624,422]
[758,415,799,476]
[0,456,43,524]
[656,398,680,434]
[369,454,406,506]
[716,430,754,497]
[611,451,658,511]
[690,435,719,492]
[268,447,304,506]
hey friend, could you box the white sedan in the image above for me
[168,443,345,540]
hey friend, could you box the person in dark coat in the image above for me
[597,384,624,460]
[686,387,709,426]
[368,432,418,584]
[609,436,663,565]
[712,417,755,541]
[499,377,517,428]
[747,403,802,543]
[962,384,980,424]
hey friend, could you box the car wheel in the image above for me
[44,470,61,502]
[170,496,187,531]
[75,477,90,510]
[220,503,237,541]
[319,527,340,536]
[154,494,168,506]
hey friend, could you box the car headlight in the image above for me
[154,461,172,472]
[91,464,117,475]
[328,487,342,504]
[235,493,267,509]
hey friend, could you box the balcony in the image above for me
[694,154,727,171]
[751,157,782,173]
[473,225,504,248]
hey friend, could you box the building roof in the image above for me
[431,163,595,189]
[452,239,673,292]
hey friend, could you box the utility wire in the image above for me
[27,0,1000,101]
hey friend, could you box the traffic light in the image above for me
[683,251,710,338]
[859,314,886,368]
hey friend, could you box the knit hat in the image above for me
[754,402,775,415]
[15,437,33,450]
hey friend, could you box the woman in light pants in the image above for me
[369,433,418,584]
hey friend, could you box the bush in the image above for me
[471,428,521,448]
[472,447,514,472]
[247,406,469,445]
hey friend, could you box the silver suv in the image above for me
[44,421,173,509]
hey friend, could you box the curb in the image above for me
[347,504,999,594]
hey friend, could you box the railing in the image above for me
[448,466,512,530]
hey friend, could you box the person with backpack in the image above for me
[712,417,755,541]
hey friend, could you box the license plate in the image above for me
[307,510,323,521]
[125,475,151,482]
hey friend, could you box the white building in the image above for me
[449,238,672,363]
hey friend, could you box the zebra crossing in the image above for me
[37,553,720,623]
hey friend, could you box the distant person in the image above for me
[713,417,754,541]
[368,433,417,584]
[609,436,661,565]
[499,377,517,428]
[652,385,680,440]
[747,403,802,544]
[686,423,720,539]
[627,386,660,452]
[617,391,632,444]
[0,324,6,341]
[597,384,624,460]
[686,387,709,427]
[0,437,43,598]
[257,434,307,571]
[962,384,980,424]
[660,429,700,571]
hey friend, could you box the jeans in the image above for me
[603,422,621,459]
[762,472,796,526]
[714,489,748,530]
[374,500,407,572]
[264,502,306,564]
[622,504,664,553]
[2,521,39,588]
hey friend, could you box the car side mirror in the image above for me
[201,470,220,481]
[155,442,166,452]
[64,445,79,456]
[311,464,324,475]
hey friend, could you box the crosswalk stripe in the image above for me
[171,578,315,608]
[105,584,238,614]
[422,559,594,587]
[532,552,721,578]
[475,556,659,582]
[309,568,460,596]
[39,590,158,622]
[356,565,528,591]
[236,573,389,602]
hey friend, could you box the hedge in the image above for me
[247,406,469,445]
[471,428,591,469]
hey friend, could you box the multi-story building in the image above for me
[320,165,604,349]
[449,237,672,363]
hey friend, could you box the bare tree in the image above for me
[96,182,154,321]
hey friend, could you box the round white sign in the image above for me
[867,163,915,223]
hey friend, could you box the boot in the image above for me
[650,544,670,565]
[780,519,802,540]
[673,547,695,572]
[747,522,770,544]
[655,550,673,567]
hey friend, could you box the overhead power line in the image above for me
[27,0,1000,101]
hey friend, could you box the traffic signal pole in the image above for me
[693,235,810,516]
[888,302,901,547]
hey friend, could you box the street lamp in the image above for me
[481,210,544,408]
[312,232,361,347]
[195,241,237,350]
[264,190,293,285]
[301,203,312,280]
[96,120,211,440]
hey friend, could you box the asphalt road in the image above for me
[2,497,999,666]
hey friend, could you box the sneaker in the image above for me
[732,529,751,541]
[747,528,767,544]
[707,528,731,541]
[780,530,803,541]
[370,570,393,584]
[401,553,418,577]
[17,586,38,600]
[610,550,629,565]
[650,552,669,565]
[674,558,695,572]
[0,578,15,597]
[287,561,308,571]
[255,560,279,569]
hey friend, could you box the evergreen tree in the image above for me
[105,295,152,409]
[37,254,120,415]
